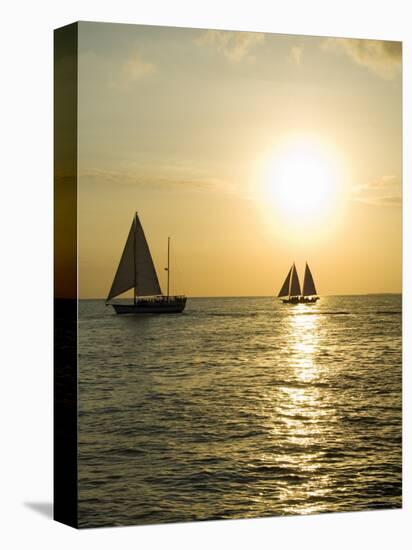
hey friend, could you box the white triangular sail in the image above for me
[278,266,292,297]
[290,264,301,296]
[107,214,161,301]
[303,262,317,296]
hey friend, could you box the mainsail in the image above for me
[303,262,317,296]
[290,264,301,296]
[278,266,292,297]
[107,214,162,301]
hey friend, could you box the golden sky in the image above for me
[77,23,402,298]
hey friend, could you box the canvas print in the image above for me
[54,22,402,529]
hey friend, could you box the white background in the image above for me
[0,0,410,548]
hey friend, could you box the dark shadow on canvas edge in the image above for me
[24,502,53,519]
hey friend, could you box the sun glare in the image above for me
[261,136,342,226]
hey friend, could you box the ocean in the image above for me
[77,295,402,528]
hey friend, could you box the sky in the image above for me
[77,22,402,298]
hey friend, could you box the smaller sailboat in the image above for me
[278,262,319,304]
[106,213,187,314]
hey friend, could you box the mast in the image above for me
[133,212,137,305]
[167,237,170,300]
[289,263,302,297]
[288,263,293,298]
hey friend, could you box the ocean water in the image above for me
[78,295,402,528]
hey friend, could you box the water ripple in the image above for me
[77,294,402,527]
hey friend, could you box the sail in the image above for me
[303,262,317,296]
[134,214,162,296]
[278,266,292,297]
[107,214,162,301]
[290,264,301,296]
[107,220,135,301]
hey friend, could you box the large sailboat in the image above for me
[106,213,187,314]
[278,262,319,304]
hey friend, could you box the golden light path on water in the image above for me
[280,309,333,514]
[260,306,336,515]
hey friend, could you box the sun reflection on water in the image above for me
[271,308,335,514]
[289,308,319,381]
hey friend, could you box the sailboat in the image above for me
[106,213,187,314]
[278,262,319,304]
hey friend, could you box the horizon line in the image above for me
[75,291,402,301]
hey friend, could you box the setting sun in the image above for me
[263,137,342,221]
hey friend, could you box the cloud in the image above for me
[79,168,234,195]
[377,196,402,205]
[108,50,156,90]
[322,38,402,79]
[352,175,402,206]
[197,30,265,63]
[124,52,156,80]
[289,46,303,66]
[356,174,399,191]
[355,195,402,206]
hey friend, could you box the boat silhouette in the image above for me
[278,262,319,304]
[106,213,186,314]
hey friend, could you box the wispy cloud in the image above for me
[289,46,303,66]
[352,175,402,206]
[124,52,156,80]
[79,167,234,195]
[377,196,402,205]
[196,30,265,63]
[322,38,401,79]
[109,50,156,90]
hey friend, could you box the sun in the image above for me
[262,136,342,223]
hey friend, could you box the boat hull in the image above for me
[111,297,187,315]
[282,296,319,304]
